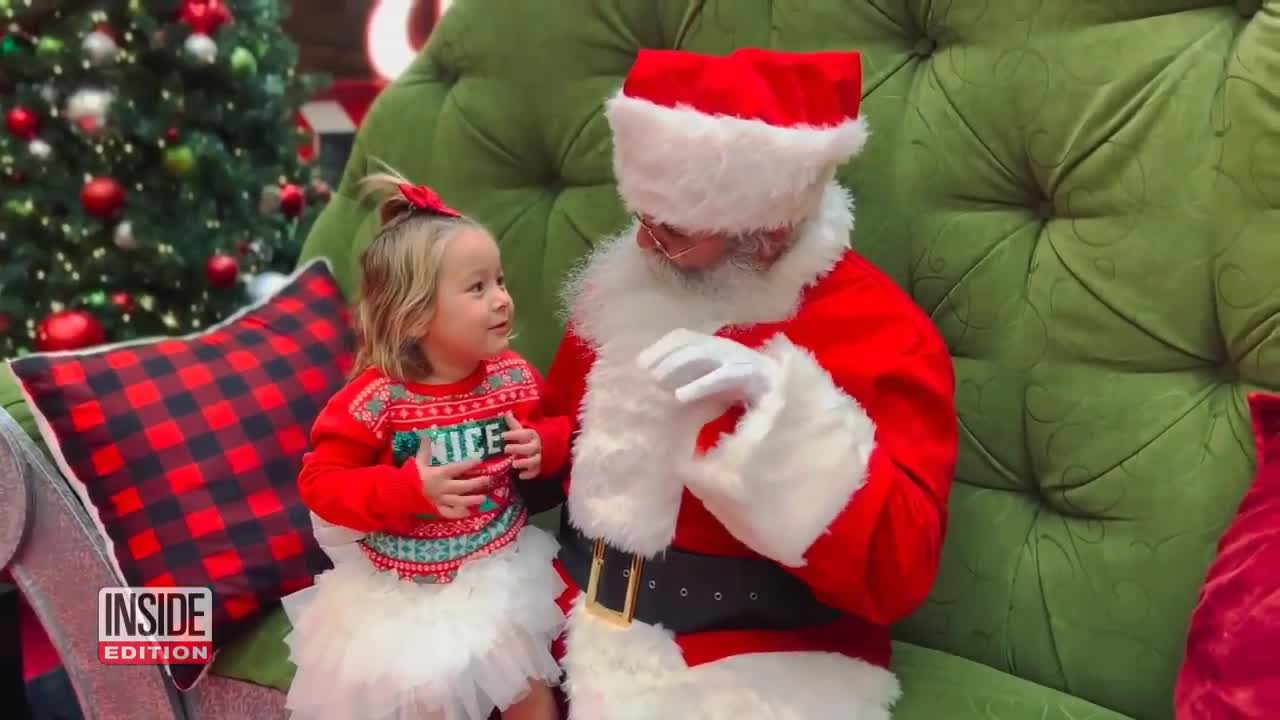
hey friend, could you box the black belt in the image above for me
[557,511,844,634]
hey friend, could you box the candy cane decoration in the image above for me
[366,0,453,81]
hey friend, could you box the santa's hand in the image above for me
[637,328,779,405]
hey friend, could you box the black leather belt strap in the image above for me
[557,511,843,634]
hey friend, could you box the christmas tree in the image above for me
[0,0,330,356]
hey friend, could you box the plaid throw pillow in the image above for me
[7,258,351,690]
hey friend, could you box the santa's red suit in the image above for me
[542,48,959,719]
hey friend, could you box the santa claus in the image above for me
[542,47,959,719]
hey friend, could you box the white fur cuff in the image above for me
[679,336,875,566]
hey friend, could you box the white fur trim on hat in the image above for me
[605,92,869,236]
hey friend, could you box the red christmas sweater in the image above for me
[297,351,571,582]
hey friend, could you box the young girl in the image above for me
[282,170,571,720]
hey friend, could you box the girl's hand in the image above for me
[415,447,487,519]
[503,411,542,479]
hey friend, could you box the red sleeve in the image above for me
[681,254,958,626]
[541,326,595,486]
[794,295,957,625]
[297,375,438,534]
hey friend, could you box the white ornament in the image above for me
[113,221,138,250]
[65,88,113,134]
[82,30,119,65]
[28,139,52,160]
[184,33,218,64]
[247,271,290,302]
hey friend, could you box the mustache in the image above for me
[559,219,768,321]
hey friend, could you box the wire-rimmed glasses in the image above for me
[636,215,703,260]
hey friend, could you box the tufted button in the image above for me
[913,37,936,57]
[1237,0,1260,17]
[425,55,460,87]
[1035,198,1055,220]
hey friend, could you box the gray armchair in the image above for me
[0,410,286,720]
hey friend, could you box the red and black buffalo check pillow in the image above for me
[8,258,351,690]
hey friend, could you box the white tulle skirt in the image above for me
[281,526,567,720]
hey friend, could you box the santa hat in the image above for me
[604,47,868,236]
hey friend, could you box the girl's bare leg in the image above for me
[502,682,558,720]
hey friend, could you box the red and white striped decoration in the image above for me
[295,80,385,165]
[293,0,454,168]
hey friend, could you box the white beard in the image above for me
[559,181,854,557]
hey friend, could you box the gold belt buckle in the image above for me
[584,539,644,628]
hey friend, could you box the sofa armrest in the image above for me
[0,407,189,720]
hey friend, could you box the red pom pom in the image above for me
[5,107,38,140]
[35,310,106,352]
[110,292,134,312]
[81,177,126,220]
[205,254,240,289]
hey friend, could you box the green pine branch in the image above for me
[0,0,332,355]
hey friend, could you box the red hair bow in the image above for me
[398,183,461,218]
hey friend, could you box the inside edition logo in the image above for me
[98,586,213,664]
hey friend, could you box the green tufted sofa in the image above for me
[3,1,1278,718]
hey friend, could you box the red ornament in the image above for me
[93,23,118,40]
[74,115,103,134]
[81,177,126,220]
[165,127,180,142]
[110,292,134,312]
[178,0,233,35]
[5,107,38,140]
[0,312,10,335]
[279,183,305,218]
[35,310,106,352]
[205,254,240,288]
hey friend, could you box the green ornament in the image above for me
[262,74,285,96]
[230,47,257,76]
[84,291,107,307]
[0,35,20,56]
[36,36,63,57]
[164,145,196,176]
[4,198,33,218]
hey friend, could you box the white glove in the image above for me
[637,329,780,406]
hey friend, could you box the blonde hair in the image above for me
[350,166,484,381]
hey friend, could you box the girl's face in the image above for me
[420,228,513,381]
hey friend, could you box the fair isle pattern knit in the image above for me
[347,355,541,583]
[349,356,538,438]
[362,501,528,583]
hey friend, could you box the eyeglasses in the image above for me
[636,216,702,260]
